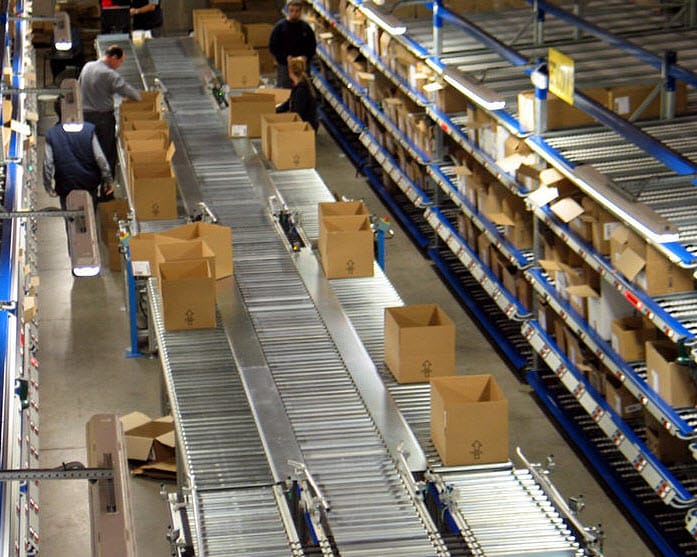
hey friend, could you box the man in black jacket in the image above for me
[269,0,316,88]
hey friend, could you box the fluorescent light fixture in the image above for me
[59,78,83,132]
[574,164,679,243]
[442,66,505,111]
[53,11,72,51]
[358,1,407,35]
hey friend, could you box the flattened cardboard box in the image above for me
[384,304,455,383]
[271,121,316,170]
[318,214,374,279]
[160,259,216,331]
[431,375,509,466]
[120,411,175,462]
[158,222,233,279]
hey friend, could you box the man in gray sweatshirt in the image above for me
[78,44,141,174]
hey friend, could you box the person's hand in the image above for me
[47,189,58,198]
[103,181,114,196]
[129,7,137,15]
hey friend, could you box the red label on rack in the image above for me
[440,122,449,133]
[624,290,641,310]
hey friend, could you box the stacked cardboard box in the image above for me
[318,201,374,278]
[243,23,274,73]
[128,222,233,331]
[119,93,178,222]
[430,375,509,466]
[384,304,455,383]
[270,122,316,170]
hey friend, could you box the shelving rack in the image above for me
[308,0,697,553]
[0,0,42,554]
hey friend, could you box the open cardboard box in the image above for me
[160,259,217,331]
[228,93,276,138]
[158,222,233,279]
[270,122,316,170]
[430,374,509,466]
[318,214,374,279]
[384,304,455,383]
[120,411,175,463]
[261,113,300,159]
[156,239,216,283]
[128,233,184,278]
[224,49,260,89]
[645,340,697,407]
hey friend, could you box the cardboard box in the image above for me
[384,304,455,383]
[130,176,177,221]
[256,87,291,105]
[605,375,642,420]
[223,49,260,89]
[243,22,273,47]
[125,119,170,138]
[646,340,697,407]
[120,91,162,114]
[518,88,606,131]
[261,113,300,159]
[158,222,233,280]
[270,122,316,170]
[430,375,509,466]
[98,198,129,243]
[587,279,631,342]
[156,239,216,283]
[319,200,369,219]
[120,412,175,462]
[610,316,657,361]
[318,214,374,279]
[645,412,691,464]
[159,259,216,331]
[213,32,247,69]
[228,93,276,138]
[128,233,184,277]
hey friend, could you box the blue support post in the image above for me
[123,246,144,358]
[376,229,385,270]
[433,0,443,59]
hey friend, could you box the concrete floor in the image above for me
[34,121,656,556]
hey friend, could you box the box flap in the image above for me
[539,167,566,186]
[538,259,563,272]
[610,224,631,245]
[550,197,584,223]
[615,247,645,281]
[452,165,472,177]
[566,284,599,298]
[120,411,152,432]
[485,211,515,226]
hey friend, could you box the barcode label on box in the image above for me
[230,124,247,137]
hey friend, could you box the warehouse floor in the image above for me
[34,13,656,557]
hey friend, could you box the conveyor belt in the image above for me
[143,37,440,556]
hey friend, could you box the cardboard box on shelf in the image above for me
[430,374,509,466]
[270,122,316,170]
[645,340,697,407]
[605,375,642,420]
[518,88,606,131]
[582,197,620,255]
[261,113,300,159]
[610,316,658,361]
[645,411,691,464]
[384,304,455,383]
[228,93,276,138]
[158,222,233,280]
[223,48,260,89]
[607,81,688,121]
[587,279,631,342]
[477,232,492,268]
[159,259,216,331]
[435,83,469,114]
[318,214,374,279]
[119,412,175,462]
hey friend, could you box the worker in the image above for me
[269,0,316,89]
[275,57,318,131]
[78,45,141,174]
[130,0,163,37]
[44,98,114,210]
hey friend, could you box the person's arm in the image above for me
[43,141,57,196]
[110,71,142,102]
[276,98,290,113]
[130,1,157,16]
[268,22,285,65]
[92,134,113,186]
[303,22,316,62]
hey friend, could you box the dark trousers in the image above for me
[276,64,292,89]
[83,110,117,174]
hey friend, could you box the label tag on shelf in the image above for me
[549,48,575,105]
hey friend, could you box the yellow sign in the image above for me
[548,48,575,105]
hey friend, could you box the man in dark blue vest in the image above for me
[44,99,113,209]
